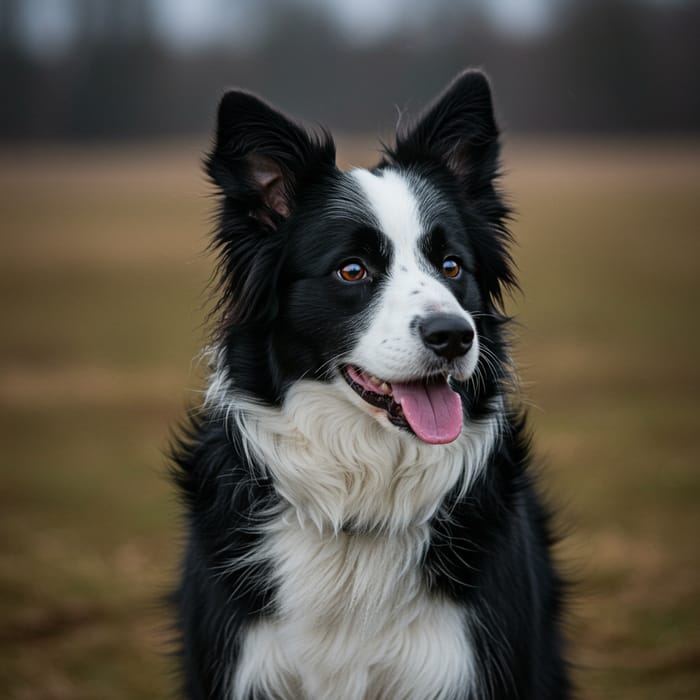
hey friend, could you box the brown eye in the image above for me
[442,258,461,279]
[337,261,368,283]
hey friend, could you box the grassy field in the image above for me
[1,138,699,699]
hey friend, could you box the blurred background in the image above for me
[1,1,698,698]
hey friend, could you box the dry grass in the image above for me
[1,137,699,699]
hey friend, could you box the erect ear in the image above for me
[205,90,335,227]
[388,70,500,192]
[205,92,335,328]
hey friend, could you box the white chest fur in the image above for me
[233,517,475,700]
[212,378,499,534]
[205,377,500,699]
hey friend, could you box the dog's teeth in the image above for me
[380,382,390,392]
[369,376,381,385]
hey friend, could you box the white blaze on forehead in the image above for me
[347,167,477,383]
[349,166,464,311]
[351,168,424,259]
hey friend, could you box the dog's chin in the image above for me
[338,364,465,445]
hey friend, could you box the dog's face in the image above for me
[274,167,486,444]
[206,70,514,445]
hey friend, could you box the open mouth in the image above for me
[340,364,463,445]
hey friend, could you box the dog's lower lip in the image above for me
[340,365,394,404]
[344,365,392,396]
[340,365,411,431]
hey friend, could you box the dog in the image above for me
[171,69,570,699]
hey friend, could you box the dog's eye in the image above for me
[441,258,461,279]
[337,261,368,283]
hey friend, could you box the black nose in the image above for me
[419,313,474,361]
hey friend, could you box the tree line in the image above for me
[1,0,698,141]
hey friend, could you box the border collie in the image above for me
[171,69,569,699]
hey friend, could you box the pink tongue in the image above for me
[391,378,463,444]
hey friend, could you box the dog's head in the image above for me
[206,70,514,445]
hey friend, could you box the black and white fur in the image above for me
[171,70,570,699]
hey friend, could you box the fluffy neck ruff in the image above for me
[207,365,503,535]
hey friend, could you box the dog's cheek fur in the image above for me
[266,182,391,387]
[271,274,373,385]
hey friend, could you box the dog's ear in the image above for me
[206,90,335,228]
[389,70,499,193]
[205,92,335,328]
